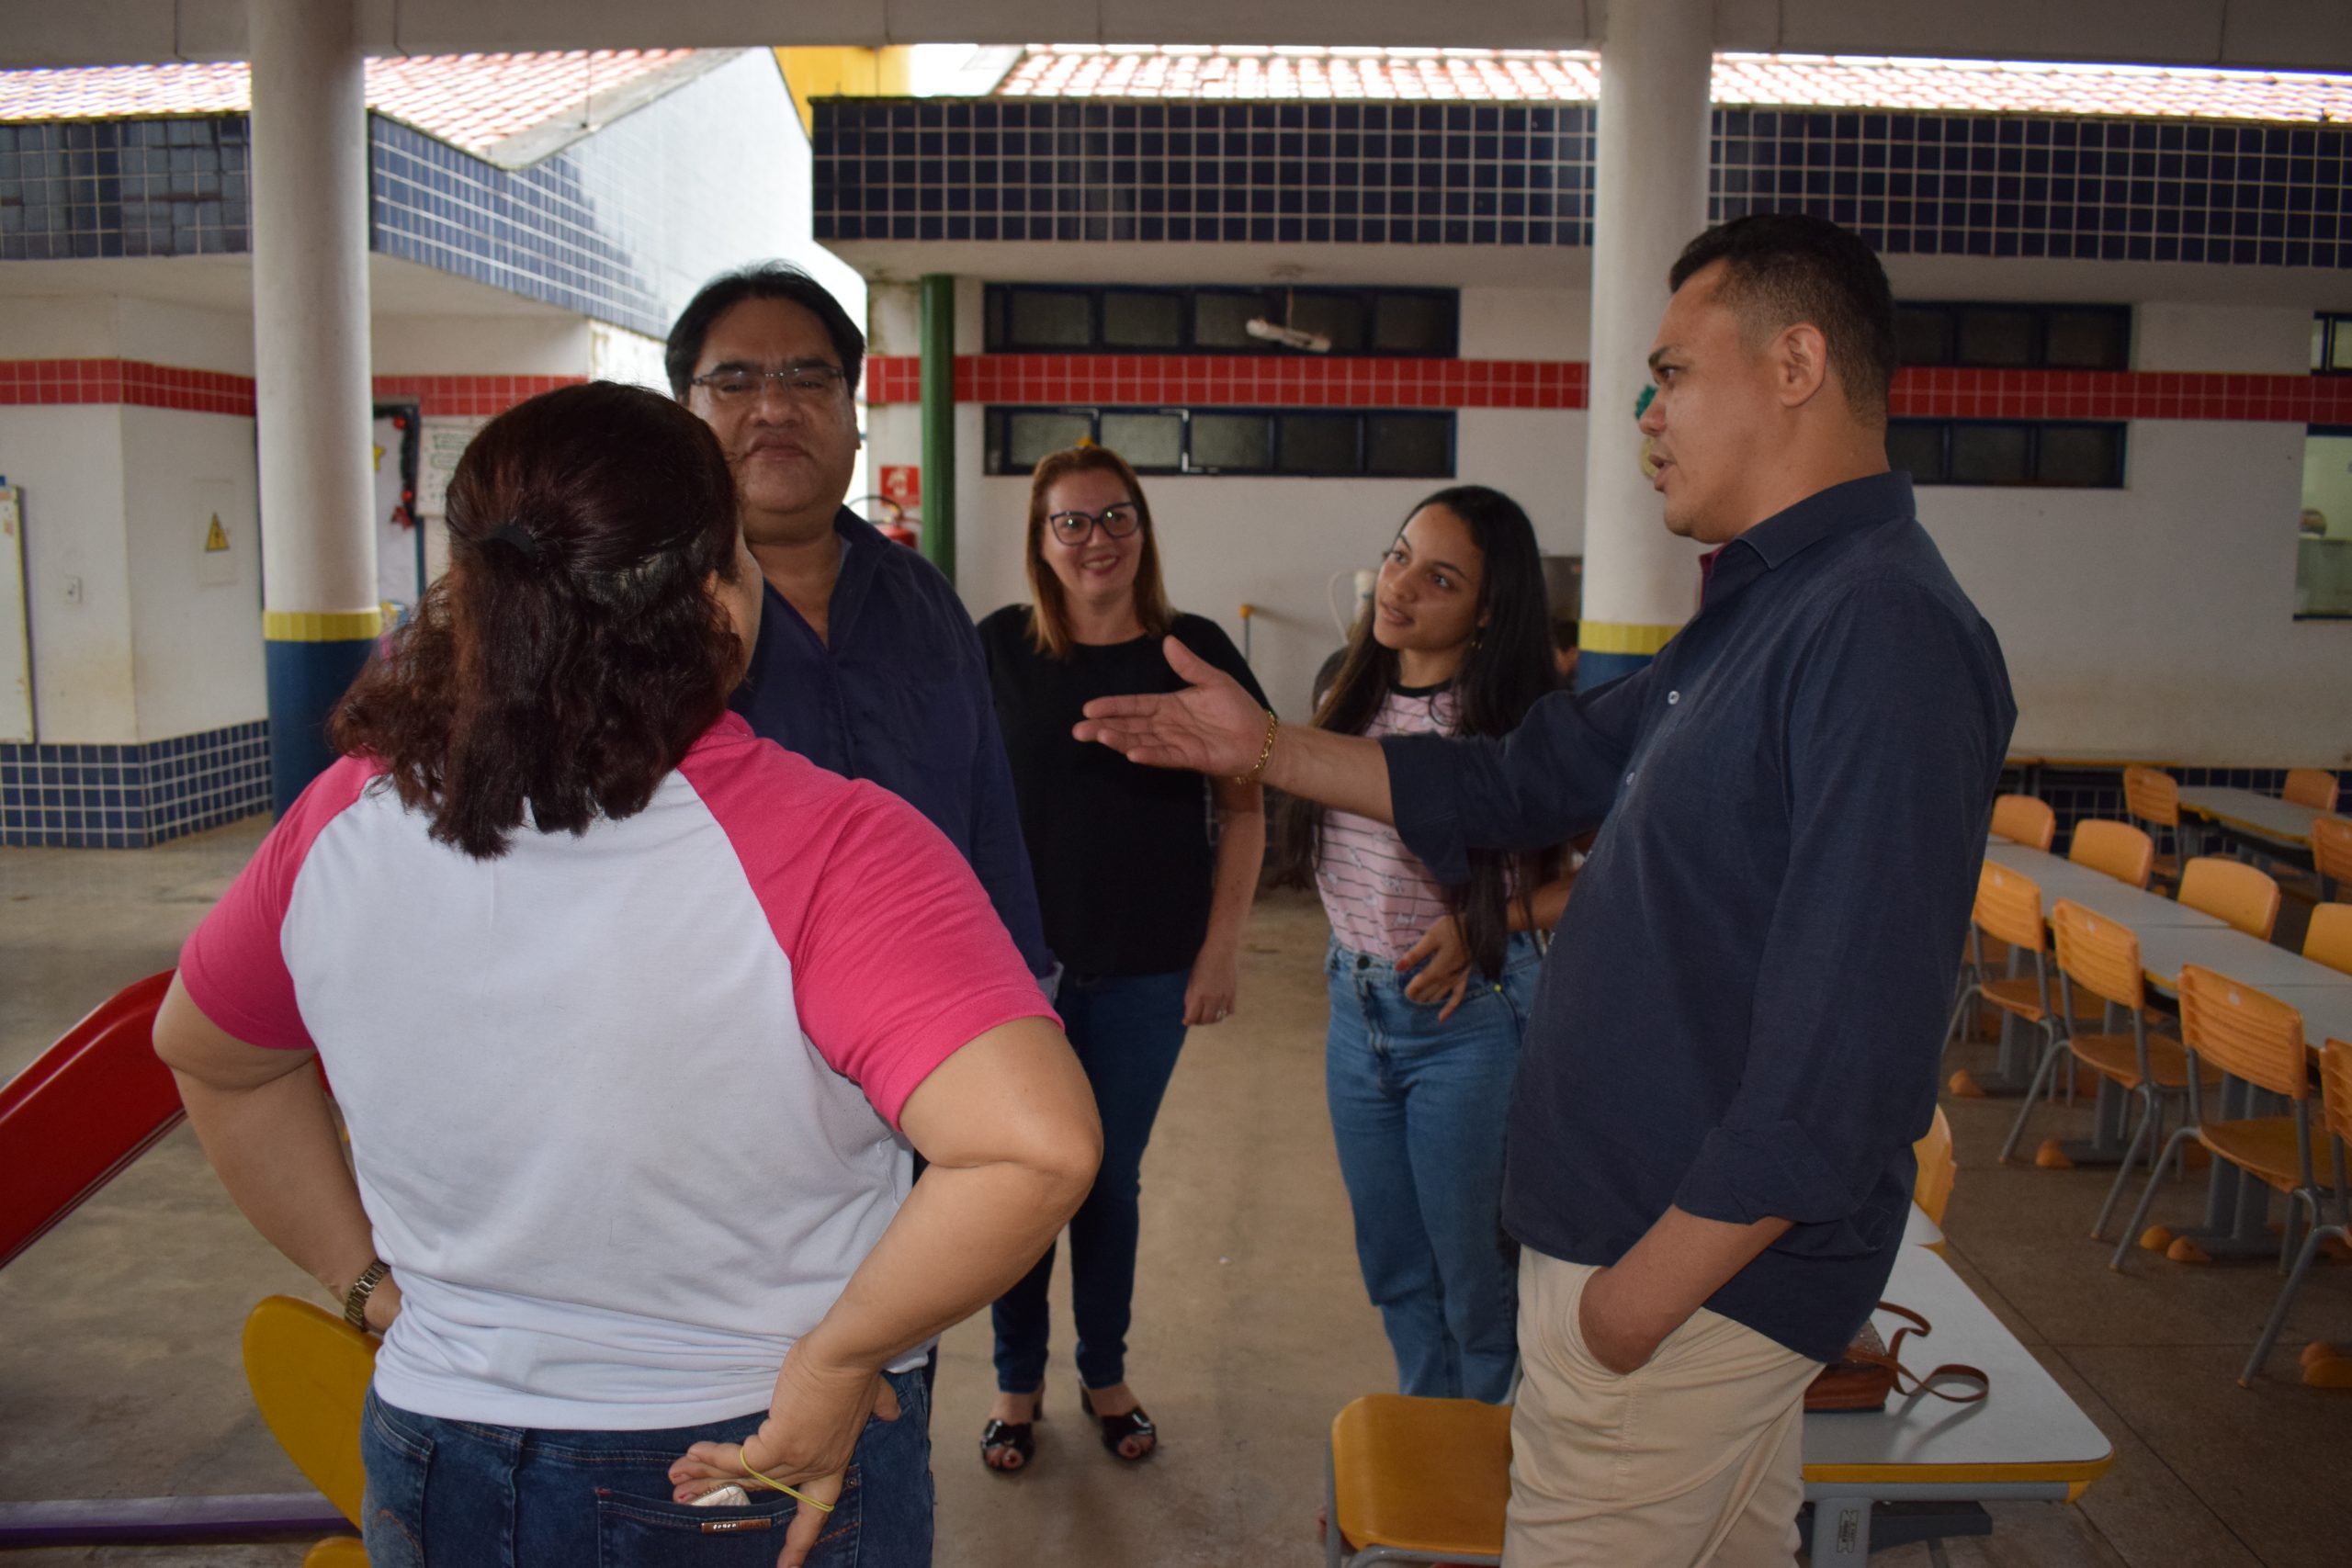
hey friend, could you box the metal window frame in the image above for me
[981,284,1460,357]
[1894,300,2134,372]
[981,404,1457,479]
[1889,417,2128,489]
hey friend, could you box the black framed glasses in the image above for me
[1045,503,1143,545]
[690,363,848,405]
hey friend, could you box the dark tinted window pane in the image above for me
[2315,316,2332,373]
[1287,293,1366,353]
[1005,410,1095,471]
[1374,293,1455,354]
[1102,290,1183,348]
[2043,309,2129,369]
[1886,421,1948,484]
[1955,307,2037,367]
[1007,289,1091,347]
[2036,424,2124,487]
[1099,411,1184,470]
[1190,412,1272,469]
[2332,316,2352,371]
[1365,413,1452,476]
[1950,423,2031,484]
[1193,291,1272,349]
[984,288,1008,350]
[1894,307,1955,367]
[1277,413,1362,473]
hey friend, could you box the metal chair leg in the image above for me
[1998,1026,2065,1162]
[2241,1222,2346,1387]
[2112,1125,2199,1272]
[2092,1087,2158,1240]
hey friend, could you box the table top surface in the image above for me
[1800,1247,2112,1483]
[2250,981,2352,1054]
[2177,786,2345,847]
[2134,922,2352,998]
[1982,842,2227,930]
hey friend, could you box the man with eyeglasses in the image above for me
[667,264,1054,990]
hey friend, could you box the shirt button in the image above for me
[1667,690,1680,705]
[1625,771,1637,786]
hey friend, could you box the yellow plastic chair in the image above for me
[2312,816,2352,904]
[243,1295,378,1562]
[2023,901,2218,1238]
[2306,904,2352,978]
[2121,768,2182,887]
[2177,856,2281,942]
[2112,967,2320,1275]
[2283,769,2340,814]
[2241,1040,2352,1387]
[1914,1105,1958,1229]
[1944,864,2100,1097]
[1326,1394,1509,1566]
[2069,818,2154,890]
[1990,794,2056,852]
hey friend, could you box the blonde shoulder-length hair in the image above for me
[1023,445,1175,659]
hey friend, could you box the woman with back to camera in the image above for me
[1273,485,1575,1404]
[152,382,1101,1568]
[971,444,1269,1471]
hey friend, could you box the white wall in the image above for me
[0,407,136,742]
[121,405,264,739]
[371,314,593,376]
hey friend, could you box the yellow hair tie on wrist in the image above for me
[738,1449,837,1514]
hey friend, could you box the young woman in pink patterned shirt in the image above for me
[1274,485,1577,1403]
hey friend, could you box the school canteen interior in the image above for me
[5,2,2352,1564]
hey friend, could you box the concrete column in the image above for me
[918,273,957,584]
[1577,0,1713,688]
[249,0,379,810]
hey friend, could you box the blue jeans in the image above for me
[358,1368,932,1567]
[1325,933,1540,1403]
[991,968,1190,1393]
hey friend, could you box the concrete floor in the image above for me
[2,819,2348,1566]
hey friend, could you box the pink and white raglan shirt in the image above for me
[178,711,1057,1429]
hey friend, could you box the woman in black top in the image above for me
[974,444,1268,1471]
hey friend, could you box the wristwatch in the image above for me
[343,1258,391,1333]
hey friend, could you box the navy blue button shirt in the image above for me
[729,509,1053,977]
[1385,472,2016,1362]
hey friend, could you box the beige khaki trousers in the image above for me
[1504,1249,1824,1567]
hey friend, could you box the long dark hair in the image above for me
[330,381,746,860]
[1274,485,1559,979]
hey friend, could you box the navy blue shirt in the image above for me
[1385,472,2015,1362]
[729,509,1053,977]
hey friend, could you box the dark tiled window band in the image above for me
[1999,764,2352,854]
[0,721,271,849]
[0,117,248,261]
[813,99,2352,266]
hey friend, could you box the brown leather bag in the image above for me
[1804,1303,1990,1413]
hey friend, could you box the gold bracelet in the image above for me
[1233,707,1279,786]
[737,1450,837,1514]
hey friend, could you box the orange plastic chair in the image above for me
[2242,1040,2352,1387]
[1990,794,2056,852]
[2121,767,2182,887]
[2068,819,2154,890]
[1944,864,2100,1096]
[2306,904,2352,978]
[1914,1104,1958,1230]
[2313,816,2352,903]
[2177,856,2281,942]
[2111,967,2320,1276]
[2283,768,2340,814]
[1327,1394,1510,1566]
[244,1295,378,1562]
[2018,901,2218,1238]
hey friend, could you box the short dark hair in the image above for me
[1668,213,1896,423]
[331,382,744,860]
[664,262,865,400]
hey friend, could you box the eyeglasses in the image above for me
[690,363,848,406]
[1046,504,1143,546]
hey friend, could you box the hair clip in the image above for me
[484,522,545,563]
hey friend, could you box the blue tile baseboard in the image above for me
[0,719,271,848]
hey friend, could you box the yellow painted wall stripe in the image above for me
[264,608,383,643]
[1578,620,1680,657]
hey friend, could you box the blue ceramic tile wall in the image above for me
[814,99,2352,266]
[0,720,271,849]
[0,118,249,261]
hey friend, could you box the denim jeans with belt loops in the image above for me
[1325,932,1539,1404]
[358,1365,932,1567]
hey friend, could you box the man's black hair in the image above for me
[1668,213,1895,423]
[663,262,865,400]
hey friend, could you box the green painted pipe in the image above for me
[919,274,956,583]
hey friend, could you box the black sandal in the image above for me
[979,1388,1044,1473]
[1080,1387,1157,1461]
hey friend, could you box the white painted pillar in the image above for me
[248,0,379,807]
[1577,0,1713,686]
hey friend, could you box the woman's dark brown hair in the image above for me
[331,380,745,860]
[1022,445,1174,658]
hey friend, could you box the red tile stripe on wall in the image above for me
[864,355,2352,424]
[0,361,583,419]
